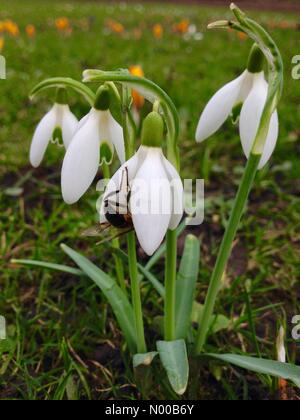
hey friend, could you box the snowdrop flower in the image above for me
[30,90,78,168]
[196,44,279,169]
[100,112,183,256]
[61,87,125,204]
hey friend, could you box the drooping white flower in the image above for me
[196,46,279,169]
[61,108,125,205]
[29,103,78,168]
[239,72,278,169]
[196,70,254,143]
[100,145,183,256]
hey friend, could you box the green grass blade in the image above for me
[175,235,200,340]
[61,244,137,353]
[207,354,300,388]
[11,259,84,276]
[157,339,189,396]
[108,246,165,297]
[137,263,165,298]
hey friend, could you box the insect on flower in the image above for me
[82,167,133,243]
[103,167,133,229]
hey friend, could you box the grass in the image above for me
[0,0,300,400]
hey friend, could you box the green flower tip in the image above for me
[100,142,114,166]
[94,86,110,111]
[55,87,68,105]
[247,44,265,73]
[141,111,164,148]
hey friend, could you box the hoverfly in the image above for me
[82,167,133,244]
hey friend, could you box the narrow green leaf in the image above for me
[137,264,165,298]
[66,374,79,401]
[207,354,300,389]
[175,235,200,340]
[0,316,5,340]
[61,244,137,353]
[133,352,158,368]
[11,259,84,277]
[157,339,189,395]
[108,246,165,298]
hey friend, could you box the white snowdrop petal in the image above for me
[108,112,126,164]
[236,70,255,103]
[61,106,79,149]
[29,106,57,168]
[239,73,279,169]
[131,149,171,256]
[76,112,90,132]
[196,72,247,143]
[162,157,184,230]
[61,111,101,204]
[258,110,279,169]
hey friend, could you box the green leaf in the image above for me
[61,244,137,353]
[66,374,79,401]
[157,339,189,395]
[175,235,200,340]
[11,259,84,277]
[107,246,165,298]
[192,302,231,335]
[137,263,165,298]
[133,352,158,368]
[207,354,300,388]
[0,316,5,340]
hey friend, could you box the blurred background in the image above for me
[0,0,299,400]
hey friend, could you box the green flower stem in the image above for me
[30,77,95,106]
[164,118,181,342]
[195,153,260,354]
[119,86,147,354]
[127,231,147,353]
[164,229,178,341]
[195,3,284,355]
[102,163,126,294]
